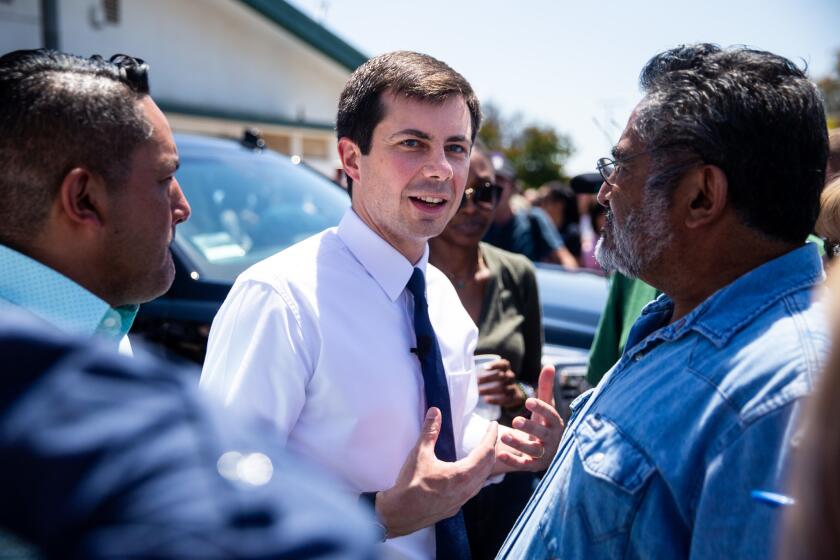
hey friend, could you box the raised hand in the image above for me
[495,365,564,472]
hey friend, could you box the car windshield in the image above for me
[174,148,350,283]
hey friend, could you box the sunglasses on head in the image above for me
[460,181,503,210]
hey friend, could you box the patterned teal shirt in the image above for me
[0,244,138,351]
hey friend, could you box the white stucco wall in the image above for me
[58,0,351,125]
[0,0,353,174]
[0,0,41,52]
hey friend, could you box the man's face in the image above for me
[350,91,472,261]
[436,150,497,248]
[594,112,674,278]
[103,96,191,306]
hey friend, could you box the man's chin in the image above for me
[143,257,177,303]
[594,238,635,278]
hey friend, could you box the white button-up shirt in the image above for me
[201,209,488,559]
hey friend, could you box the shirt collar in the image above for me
[631,243,824,350]
[337,209,428,302]
[0,244,138,341]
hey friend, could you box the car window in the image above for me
[174,149,350,283]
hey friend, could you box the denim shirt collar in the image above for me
[625,243,823,354]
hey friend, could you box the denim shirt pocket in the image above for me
[572,413,655,544]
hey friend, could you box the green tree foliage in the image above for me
[818,50,840,129]
[507,125,574,188]
[478,101,574,189]
[478,103,505,152]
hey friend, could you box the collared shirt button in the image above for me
[633,352,644,362]
[103,317,117,328]
[590,452,606,464]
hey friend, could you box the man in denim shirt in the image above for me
[498,44,829,559]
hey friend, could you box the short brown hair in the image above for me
[336,51,481,157]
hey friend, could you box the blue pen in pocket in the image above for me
[751,490,795,508]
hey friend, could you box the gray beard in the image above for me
[594,192,673,278]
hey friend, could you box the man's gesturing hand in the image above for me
[495,365,564,472]
[375,407,498,538]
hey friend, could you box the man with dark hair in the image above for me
[0,49,375,559]
[498,43,830,559]
[202,51,563,559]
[0,49,190,352]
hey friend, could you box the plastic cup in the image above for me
[473,354,502,420]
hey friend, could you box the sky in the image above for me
[287,0,840,175]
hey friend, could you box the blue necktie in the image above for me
[407,268,471,560]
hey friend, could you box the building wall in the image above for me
[0,0,41,51]
[59,0,349,126]
[0,0,352,174]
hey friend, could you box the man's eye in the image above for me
[446,144,467,154]
[401,139,420,148]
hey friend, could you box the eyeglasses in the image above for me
[597,152,652,187]
[460,181,503,210]
[597,143,689,187]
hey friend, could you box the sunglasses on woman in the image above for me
[460,181,503,211]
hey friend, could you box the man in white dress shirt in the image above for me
[200,51,562,559]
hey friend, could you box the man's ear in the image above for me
[337,137,362,186]
[57,167,107,228]
[684,164,728,229]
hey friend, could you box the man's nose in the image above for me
[596,181,611,207]
[171,178,191,225]
[422,147,454,182]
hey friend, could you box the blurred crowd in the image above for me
[0,41,839,560]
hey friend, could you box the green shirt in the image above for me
[586,272,659,386]
[475,242,544,390]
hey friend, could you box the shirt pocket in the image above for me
[565,413,655,549]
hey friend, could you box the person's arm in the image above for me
[530,208,579,269]
[477,262,543,410]
[200,278,317,438]
[548,246,581,269]
[519,262,544,387]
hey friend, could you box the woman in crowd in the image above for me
[429,145,543,560]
